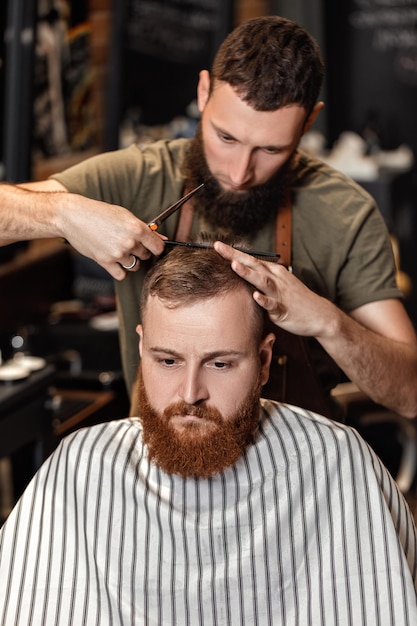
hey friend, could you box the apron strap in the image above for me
[275,190,292,268]
[174,195,195,241]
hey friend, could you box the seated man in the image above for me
[0,244,416,625]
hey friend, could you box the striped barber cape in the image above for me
[0,399,416,625]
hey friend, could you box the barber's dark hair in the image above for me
[141,243,265,341]
[210,16,324,114]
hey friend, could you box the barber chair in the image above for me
[331,382,417,494]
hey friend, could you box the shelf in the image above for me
[32,148,100,181]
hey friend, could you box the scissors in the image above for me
[147,183,204,231]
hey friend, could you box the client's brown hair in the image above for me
[140,245,265,341]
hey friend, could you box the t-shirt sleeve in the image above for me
[336,197,402,311]
[50,141,185,224]
[293,158,402,312]
[51,144,147,208]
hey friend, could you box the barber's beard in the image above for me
[136,371,262,478]
[181,123,294,237]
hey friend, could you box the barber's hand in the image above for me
[59,194,166,280]
[214,241,333,338]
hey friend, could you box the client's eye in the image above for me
[160,358,176,366]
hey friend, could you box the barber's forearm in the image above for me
[318,309,417,419]
[1,181,166,279]
[0,183,67,245]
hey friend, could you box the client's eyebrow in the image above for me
[149,347,246,361]
[164,241,280,262]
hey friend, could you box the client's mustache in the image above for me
[163,401,224,425]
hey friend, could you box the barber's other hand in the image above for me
[214,240,333,339]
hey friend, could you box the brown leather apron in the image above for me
[174,192,340,420]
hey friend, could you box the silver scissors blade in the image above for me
[148,183,204,231]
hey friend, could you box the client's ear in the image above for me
[136,324,143,357]
[259,333,276,386]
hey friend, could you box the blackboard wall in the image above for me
[324,0,417,324]
[324,0,417,156]
[106,0,234,145]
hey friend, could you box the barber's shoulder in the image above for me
[135,137,190,164]
[297,150,373,196]
[127,137,189,187]
[294,150,377,217]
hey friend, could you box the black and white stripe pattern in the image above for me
[1,400,416,625]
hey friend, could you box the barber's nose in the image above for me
[229,150,253,187]
[178,366,208,405]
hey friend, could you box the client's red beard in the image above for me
[136,372,262,478]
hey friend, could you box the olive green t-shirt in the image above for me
[52,139,400,398]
